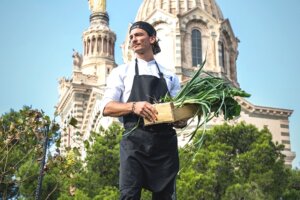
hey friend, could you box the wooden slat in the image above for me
[173,104,198,121]
[144,103,199,125]
[144,102,175,125]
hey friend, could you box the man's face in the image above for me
[129,28,155,54]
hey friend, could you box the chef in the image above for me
[102,21,186,200]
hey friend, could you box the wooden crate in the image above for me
[144,102,199,125]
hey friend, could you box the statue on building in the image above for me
[72,49,83,70]
[88,0,106,13]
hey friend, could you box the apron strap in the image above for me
[154,61,164,78]
[135,58,139,75]
[135,58,164,78]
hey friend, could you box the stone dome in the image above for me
[122,0,239,87]
[135,0,224,21]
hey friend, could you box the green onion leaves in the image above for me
[162,60,251,141]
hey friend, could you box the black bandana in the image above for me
[129,21,156,36]
[129,21,161,54]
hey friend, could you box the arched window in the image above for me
[218,41,225,67]
[91,37,96,54]
[87,39,90,55]
[191,29,202,67]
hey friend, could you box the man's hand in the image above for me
[133,101,158,122]
[173,120,187,129]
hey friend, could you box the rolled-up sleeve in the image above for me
[100,68,124,114]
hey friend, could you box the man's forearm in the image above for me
[103,101,134,117]
[103,101,158,122]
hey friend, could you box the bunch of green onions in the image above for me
[162,60,251,141]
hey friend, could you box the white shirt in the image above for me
[101,58,181,113]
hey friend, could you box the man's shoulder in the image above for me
[156,63,177,78]
[115,62,129,70]
[112,62,132,73]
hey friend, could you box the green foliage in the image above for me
[0,106,59,199]
[177,122,289,200]
[16,159,39,198]
[56,123,123,199]
[94,186,119,200]
[140,189,152,200]
[73,189,90,200]
[58,189,90,200]
[2,107,298,200]
[283,168,300,199]
[9,121,123,199]
[222,182,265,200]
[15,145,83,199]
[162,60,251,141]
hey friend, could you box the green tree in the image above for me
[57,123,122,199]
[283,168,300,199]
[0,106,59,199]
[177,122,289,200]
[222,182,265,200]
[16,138,85,199]
[5,108,291,200]
[16,121,122,199]
[94,186,120,200]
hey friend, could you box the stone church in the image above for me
[56,0,295,166]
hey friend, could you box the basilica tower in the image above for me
[56,0,116,156]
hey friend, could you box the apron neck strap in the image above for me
[135,58,164,78]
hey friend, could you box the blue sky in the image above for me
[0,0,299,168]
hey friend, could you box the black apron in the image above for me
[120,59,179,193]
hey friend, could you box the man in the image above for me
[102,21,185,200]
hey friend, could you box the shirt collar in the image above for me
[136,58,156,66]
